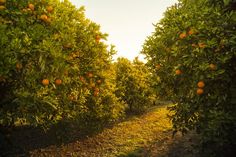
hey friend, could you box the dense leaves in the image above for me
[0,0,124,129]
[114,57,154,113]
[142,0,236,156]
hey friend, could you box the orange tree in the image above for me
[0,0,124,129]
[114,57,154,113]
[142,0,236,156]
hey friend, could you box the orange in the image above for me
[40,14,48,21]
[28,4,34,11]
[197,88,204,95]
[55,79,62,85]
[188,29,194,35]
[197,81,205,88]
[198,43,206,48]
[95,35,100,43]
[0,5,5,10]
[97,80,102,84]
[94,87,99,92]
[209,64,217,70]
[175,69,182,75]
[0,0,6,4]
[179,32,187,39]
[94,91,99,97]
[46,6,53,13]
[16,63,23,70]
[155,64,161,70]
[42,79,49,86]
[87,72,93,78]
[68,95,75,101]
[79,76,86,84]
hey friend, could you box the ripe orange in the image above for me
[197,88,204,95]
[197,81,205,88]
[97,80,102,84]
[179,32,187,39]
[0,5,6,10]
[188,29,194,35]
[46,6,53,13]
[95,35,100,43]
[209,64,217,70]
[55,79,62,85]
[28,4,34,11]
[175,69,182,75]
[94,91,99,97]
[40,14,48,21]
[42,79,49,86]
[0,0,6,4]
[87,72,93,78]
[94,87,99,92]
[198,43,206,48]
[155,64,161,70]
[16,63,23,70]
[79,76,86,83]
[69,95,75,101]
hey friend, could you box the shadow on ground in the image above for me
[0,119,113,157]
[118,131,200,157]
[0,109,157,157]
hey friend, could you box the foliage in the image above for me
[0,0,124,129]
[142,0,236,156]
[114,57,154,113]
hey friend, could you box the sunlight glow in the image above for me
[69,0,178,61]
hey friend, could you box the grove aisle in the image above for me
[30,105,199,157]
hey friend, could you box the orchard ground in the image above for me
[2,104,200,157]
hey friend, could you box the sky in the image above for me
[70,0,178,61]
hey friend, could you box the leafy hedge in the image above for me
[142,0,236,156]
[0,0,124,129]
[114,57,154,113]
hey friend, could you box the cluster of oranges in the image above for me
[155,62,217,96]
[23,3,53,23]
[179,28,194,39]
[178,28,219,95]
[197,81,205,95]
[0,0,6,10]
[95,35,101,43]
[42,78,62,86]
[179,28,206,49]
[40,5,53,23]
[195,63,216,95]
[79,72,103,97]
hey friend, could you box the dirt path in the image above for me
[29,105,199,157]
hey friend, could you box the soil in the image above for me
[1,105,200,157]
